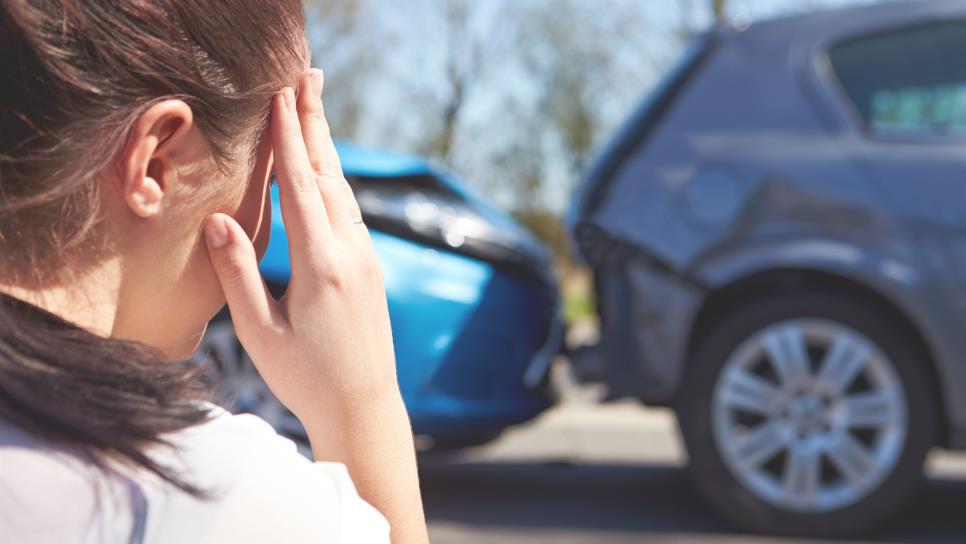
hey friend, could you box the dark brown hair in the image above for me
[0,0,306,492]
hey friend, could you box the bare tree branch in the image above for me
[712,0,728,22]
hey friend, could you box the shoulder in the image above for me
[151,404,391,543]
[0,419,139,543]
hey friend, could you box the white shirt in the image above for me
[0,404,390,543]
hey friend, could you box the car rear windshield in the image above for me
[829,20,966,137]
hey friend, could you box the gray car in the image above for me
[569,0,966,537]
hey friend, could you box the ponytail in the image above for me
[0,293,213,494]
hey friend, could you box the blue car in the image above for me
[196,142,561,450]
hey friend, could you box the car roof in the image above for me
[777,0,965,24]
[723,0,966,133]
[334,140,433,178]
[732,0,966,49]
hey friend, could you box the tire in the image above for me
[676,291,937,537]
[424,431,504,452]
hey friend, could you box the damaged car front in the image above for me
[199,142,562,454]
[569,0,966,537]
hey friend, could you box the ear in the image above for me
[117,100,194,218]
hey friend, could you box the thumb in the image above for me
[204,213,281,346]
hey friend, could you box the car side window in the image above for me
[829,21,966,137]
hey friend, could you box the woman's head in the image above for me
[1,0,308,357]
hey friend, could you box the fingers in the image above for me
[296,69,363,231]
[204,214,283,345]
[271,88,335,267]
[298,70,342,181]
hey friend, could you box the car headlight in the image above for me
[350,175,554,284]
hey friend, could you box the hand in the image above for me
[204,69,428,543]
[203,69,398,427]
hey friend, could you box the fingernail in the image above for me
[310,69,324,97]
[205,216,229,249]
[283,87,295,108]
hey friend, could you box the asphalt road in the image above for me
[419,374,966,544]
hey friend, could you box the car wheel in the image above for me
[193,318,311,455]
[422,431,504,452]
[676,291,936,537]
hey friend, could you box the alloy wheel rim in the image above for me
[193,321,309,449]
[711,318,908,513]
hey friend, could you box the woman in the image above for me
[0,1,428,542]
